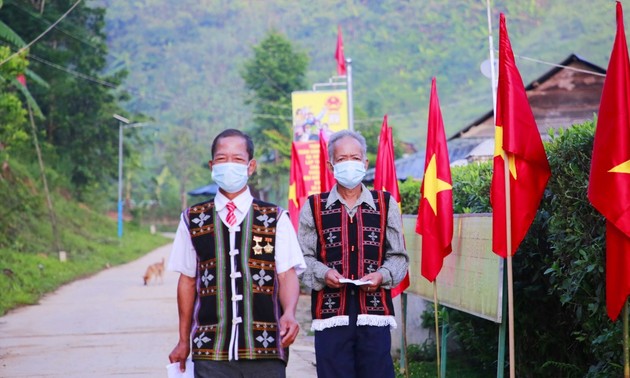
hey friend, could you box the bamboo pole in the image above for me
[433,282,441,378]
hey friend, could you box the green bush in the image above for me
[399,162,493,215]
[405,121,623,377]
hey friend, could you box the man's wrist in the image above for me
[376,267,392,286]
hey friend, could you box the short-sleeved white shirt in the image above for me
[167,187,306,277]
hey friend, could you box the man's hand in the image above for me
[279,313,300,347]
[360,272,383,293]
[169,341,191,372]
[324,269,346,289]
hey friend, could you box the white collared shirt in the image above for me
[168,187,306,277]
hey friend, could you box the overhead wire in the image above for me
[0,0,83,67]
[4,1,607,124]
[8,2,101,52]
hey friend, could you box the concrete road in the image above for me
[0,244,317,378]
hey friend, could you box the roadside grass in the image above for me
[0,194,170,315]
[396,357,490,378]
[395,342,492,378]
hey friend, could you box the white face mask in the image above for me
[333,160,366,189]
[211,162,249,193]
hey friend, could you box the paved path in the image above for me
[0,243,317,378]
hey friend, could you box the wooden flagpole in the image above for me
[433,282,441,378]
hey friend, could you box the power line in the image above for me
[9,2,101,52]
[0,0,83,67]
[515,54,606,77]
[29,54,116,88]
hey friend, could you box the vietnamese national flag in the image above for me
[288,142,307,231]
[416,78,453,282]
[319,129,335,192]
[374,115,409,297]
[490,14,551,258]
[587,1,630,321]
[335,25,347,76]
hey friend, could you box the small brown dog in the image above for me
[143,257,165,285]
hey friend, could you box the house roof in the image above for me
[366,54,606,182]
[448,54,606,141]
[188,183,218,197]
[364,137,486,181]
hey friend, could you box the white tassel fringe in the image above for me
[311,315,397,331]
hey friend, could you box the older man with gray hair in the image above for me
[298,129,409,378]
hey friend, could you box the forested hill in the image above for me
[89,0,620,208]
[98,0,616,149]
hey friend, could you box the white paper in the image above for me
[166,357,194,378]
[338,278,373,286]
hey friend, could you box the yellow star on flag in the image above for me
[494,125,517,179]
[288,182,298,208]
[608,160,630,174]
[423,153,452,215]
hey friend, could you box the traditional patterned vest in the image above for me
[309,190,397,331]
[185,198,288,363]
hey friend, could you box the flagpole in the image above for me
[504,153,516,378]
[346,57,354,131]
[433,282,441,378]
[486,0,498,113]
[624,300,629,378]
[489,2,513,376]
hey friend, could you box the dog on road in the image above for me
[143,258,165,285]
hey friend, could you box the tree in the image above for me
[241,30,308,203]
[0,48,29,156]
[0,0,129,197]
[0,1,34,157]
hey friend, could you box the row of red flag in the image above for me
[290,3,630,319]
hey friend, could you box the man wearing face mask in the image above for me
[168,129,306,378]
[297,129,409,378]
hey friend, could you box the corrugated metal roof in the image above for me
[364,137,487,182]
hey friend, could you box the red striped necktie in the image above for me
[226,201,237,226]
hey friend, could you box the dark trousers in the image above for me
[314,290,395,378]
[193,359,285,378]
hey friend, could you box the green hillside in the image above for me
[100,0,615,145]
[0,159,169,315]
[89,0,618,209]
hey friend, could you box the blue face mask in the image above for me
[333,160,366,189]
[211,162,250,193]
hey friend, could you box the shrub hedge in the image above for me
[399,120,622,377]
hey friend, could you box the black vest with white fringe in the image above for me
[185,198,288,363]
[308,190,396,331]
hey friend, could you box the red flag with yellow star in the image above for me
[588,1,630,321]
[374,115,409,296]
[416,78,453,282]
[491,14,551,258]
[289,142,307,231]
[319,129,335,192]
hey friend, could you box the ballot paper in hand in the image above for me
[339,278,373,286]
[166,357,194,378]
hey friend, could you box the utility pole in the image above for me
[346,58,354,131]
[113,114,129,238]
[28,103,60,252]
